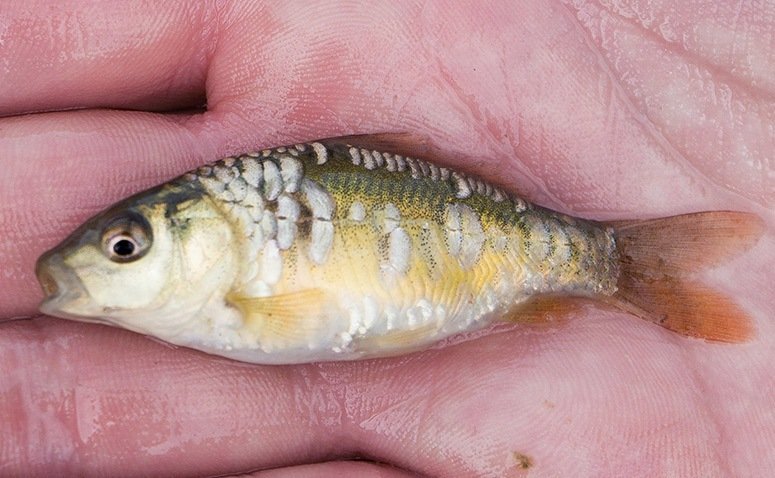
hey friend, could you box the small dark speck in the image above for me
[513,452,533,470]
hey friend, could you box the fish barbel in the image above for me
[35,134,763,364]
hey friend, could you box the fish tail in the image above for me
[606,211,764,342]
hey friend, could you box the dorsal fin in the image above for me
[319,133,432,159]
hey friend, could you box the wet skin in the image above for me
[1,2,773,477]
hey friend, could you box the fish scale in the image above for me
[37,134,759,365]
[182,140,619,359]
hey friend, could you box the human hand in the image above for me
[1,2,773,476]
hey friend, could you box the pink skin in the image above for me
[0,1,773,476]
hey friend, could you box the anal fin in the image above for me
[503,295,594,326]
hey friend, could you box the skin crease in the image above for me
[0,0,773,477]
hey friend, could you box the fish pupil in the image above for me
[113,239,136,257]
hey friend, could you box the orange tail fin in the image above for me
[607,211,764,343]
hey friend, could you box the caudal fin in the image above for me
[608,211,764,343]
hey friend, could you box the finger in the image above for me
[250,461,420,478]
[0,315,698,477]
[0,319,341,477]
[2,312,771,476]
[0,1,214,115]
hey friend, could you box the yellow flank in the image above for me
[35,135,636,365]
[35,136,762,366]
[200,138,624,355]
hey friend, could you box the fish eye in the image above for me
[101,213,151,263]
[109,236,136,257]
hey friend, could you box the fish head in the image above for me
[36,182,239,336]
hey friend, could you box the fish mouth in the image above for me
[35,250,88,319]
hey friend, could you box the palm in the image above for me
[1,2,772,476]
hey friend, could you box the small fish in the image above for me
[35,134,763,364]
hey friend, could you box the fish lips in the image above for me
[35,250,90,319]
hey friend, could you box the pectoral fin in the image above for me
[227,289,328,342]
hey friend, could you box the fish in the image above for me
[35,134,764,364]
